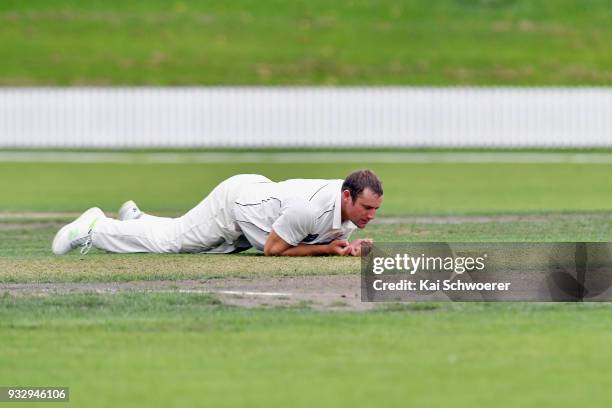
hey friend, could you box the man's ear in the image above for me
[341,189,351,202]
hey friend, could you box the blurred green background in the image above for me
[1,0,612,85]
[1,160,611,215]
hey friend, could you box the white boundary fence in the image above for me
[1,87,611,148]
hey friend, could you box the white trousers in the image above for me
[91,174,270,253]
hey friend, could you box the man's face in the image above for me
[341,188,383,228]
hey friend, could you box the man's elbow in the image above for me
[264,245,283,256]
[264,231,293,256]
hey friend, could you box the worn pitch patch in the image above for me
[0,275,371,311]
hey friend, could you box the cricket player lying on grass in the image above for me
[52,170,383,257]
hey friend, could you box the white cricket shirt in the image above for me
[233,178,358,250]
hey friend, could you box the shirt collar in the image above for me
[332,180,343,229]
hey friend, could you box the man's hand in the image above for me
[327,240,351,256]
[347,239,373,256]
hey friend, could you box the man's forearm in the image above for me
[277,243,332,256]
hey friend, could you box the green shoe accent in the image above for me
[68,228,79,240]
[89,218,99,231]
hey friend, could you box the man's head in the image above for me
[340,169,383,228]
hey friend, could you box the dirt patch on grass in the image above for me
[0,212,81,220]
[0,223,54,231]
[0,275,372,311]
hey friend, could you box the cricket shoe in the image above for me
[52,207,105,255]
[118,200,143,221]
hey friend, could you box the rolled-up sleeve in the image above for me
[272,201,315,246]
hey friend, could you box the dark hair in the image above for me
[342,169,383,202]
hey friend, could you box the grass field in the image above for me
[2,0,612,85]
[2,152,612,406]
[2,156,612,214]
[3,295,612,407]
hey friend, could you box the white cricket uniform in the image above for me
[234,177,357,250]
[90,174,357,254]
